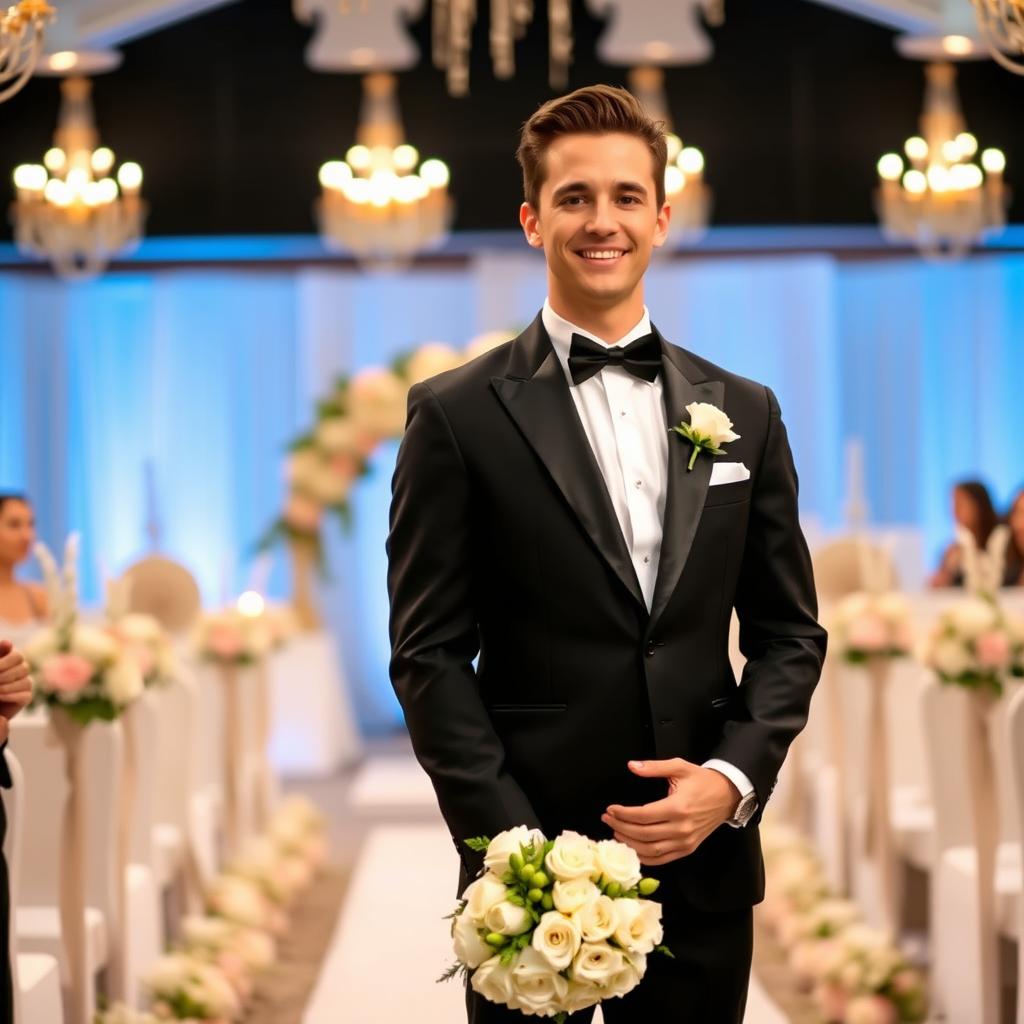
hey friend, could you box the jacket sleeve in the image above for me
[386,382,542,878]
[707,385,827,813]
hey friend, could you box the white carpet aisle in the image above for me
[303,759,789,1023]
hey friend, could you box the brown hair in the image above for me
[516,84,668,211]
[954,480,1000,549]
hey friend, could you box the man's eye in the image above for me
[619,195,640,205]
[561,196,584,206]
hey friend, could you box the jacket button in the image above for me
[645,641,657,657]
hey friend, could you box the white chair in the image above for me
[921,676,1019,1024]
[1004,685,1024,1024]
[11,712,120,1023]
[3,747,64,1024]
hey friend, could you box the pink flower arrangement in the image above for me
[40,653,94,693]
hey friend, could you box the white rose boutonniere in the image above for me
[670,401,740,471]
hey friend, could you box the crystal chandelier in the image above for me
[316,71,452,266]
[971,0,1024,75]
[0,0,54,103]
[432,0,572,97]
[11,75,146,279]
[628,66,710,247]
[875,62,1008,259]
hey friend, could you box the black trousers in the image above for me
[464,894,753,1024]
[0,791,11,1024]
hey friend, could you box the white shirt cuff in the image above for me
[702,758,758,828]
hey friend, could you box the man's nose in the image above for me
[585,198,618,236]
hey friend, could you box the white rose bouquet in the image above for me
[144,952,242,1022]
[26,535,144,724]
[919,595,1023,696]
[206,874,287,937]
[177,914,275,1003]
[193,609,273,666]
[830,592,914,665]
[267,794,330,870]
[441,827,673,1021]
[224,836,314,908]
[108,612,177,686]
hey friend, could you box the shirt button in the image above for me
[643,555,650,564]
[620,410,627,417]
[634,480,642,488]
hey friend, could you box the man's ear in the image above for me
[652,199,672,250]
[520,202,544,249]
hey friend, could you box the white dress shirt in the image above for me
[541,300,757,826]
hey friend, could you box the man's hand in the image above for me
[0,640,33,722]
[601,758,740,866]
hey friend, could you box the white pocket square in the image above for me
[709,461,750,486]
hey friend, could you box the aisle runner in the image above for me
[303,824,788,1024]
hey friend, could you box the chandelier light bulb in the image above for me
[419,158,450,189]
[877,153,904,181]
[665,165,685,195]
[91,147,114,175]
[665,133,683,163]
[903,169,928,195]
[941,140,962,163]
[942,34,974,57]
[318,160,352,191]
[905,136,929,162]
[393,144,419,171]
[955,132,978,158]
[13,163,47,191]
[48,50,78,72]
[678,147,705,176]
[43,147,65,172]
[927,164,950,192]
[117,161,143,191]
[346,145,372,171]
[981,148,1006,174]
[96,177,119,203]
[342,177,371,204]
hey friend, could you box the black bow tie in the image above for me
[567,331,662,386]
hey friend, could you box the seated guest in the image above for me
[1007,487,1024,586]
[928,480,1001,588]
[0,639,35,1023]
[0,493,48,639]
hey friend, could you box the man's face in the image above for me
[520,132,670,310]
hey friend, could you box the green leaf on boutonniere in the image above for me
[654,944,676,959]
[670,422,727,472]
[464,835,492,852]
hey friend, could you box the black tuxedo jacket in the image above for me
[386,314,826,912]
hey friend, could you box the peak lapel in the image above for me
[648,339,725,632]
[490,319,646,612]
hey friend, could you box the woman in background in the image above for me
[0,493,48,639]
[1006,488,1024,586]
[929,480,1002,588]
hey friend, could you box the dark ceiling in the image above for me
[2,0,1023,239]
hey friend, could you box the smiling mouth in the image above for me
[575,248,629,265]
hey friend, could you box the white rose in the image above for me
[931,637,971,678]
[145,953,192,993]
[685,401,740,447]
[545,831,598,882]
[874,592,911,625]
[612,897,664,954]
[453,911,494,969]
[483,900,532,936]
[570,941,625,987]
[835,592,872,627]
[104,657,143,706]
[574,893,619,942]
[24,626,59,665]
[560,980,604,1013]
[531,910,582,971]
[119,613,162,643]
[552,877,599,915]
[950,597,998,639]
[463,873,511,922]
[405,343,464,385]
[347,367,409,438]
[182,915,235,949]
[605,954,644,999]
[484,826,547,877]
[594,839,643,890]
[232,927,275,970]
[72,624,118,664]
[509,946,569,1015]
[470,955,516,1006]
[315,416,360,454]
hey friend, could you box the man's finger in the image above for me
[605,793,680,824]
[626,757,693,778]
[602,815,679,843]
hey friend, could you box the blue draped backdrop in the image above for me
[2,250,1023,734]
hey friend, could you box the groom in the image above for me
[386,84,826,1022]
